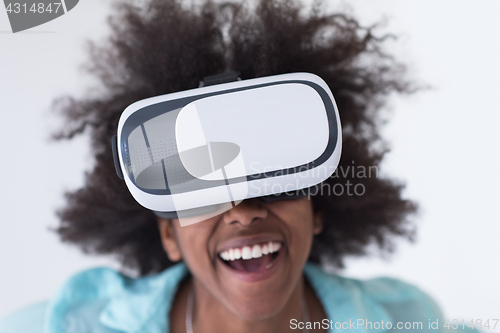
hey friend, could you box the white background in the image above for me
[0,0,498,323]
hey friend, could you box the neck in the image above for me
[191,277,306,333]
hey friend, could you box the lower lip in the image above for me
[217,247,285,283]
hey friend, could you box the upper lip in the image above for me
[216,234,284,254]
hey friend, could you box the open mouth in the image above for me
[218,242,282,273]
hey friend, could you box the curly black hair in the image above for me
[54,0,418,276]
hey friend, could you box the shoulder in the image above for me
[43,267,131,333]
[304,263,446,331]
[0,302,47,333]
[358,276,443,323]
[0,268,125,333]
[304,262,438,303]
[0,263,188,333]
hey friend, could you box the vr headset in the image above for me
[112,72,342,226]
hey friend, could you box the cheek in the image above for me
[270,199,316,262]
[275,199,315,233]
[174,225,215,273]
[290,215,315,264]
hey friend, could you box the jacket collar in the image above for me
[303,263,392,332]
[100,262,391,333]
[100,263,188,333]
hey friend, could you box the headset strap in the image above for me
[199,71,241,87]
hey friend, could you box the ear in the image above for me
[157,217,182,262]
[312,210,324,236]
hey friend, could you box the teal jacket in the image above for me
[0,262,469,332]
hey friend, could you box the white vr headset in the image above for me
[112,72,342,226]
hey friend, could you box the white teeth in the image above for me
[242,246,252,260]
[219,242,282,261]
[251,245,262,258]
[234,248,242,260]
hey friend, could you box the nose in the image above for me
[222,199,268,226]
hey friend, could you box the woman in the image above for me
[0,0,463,332]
